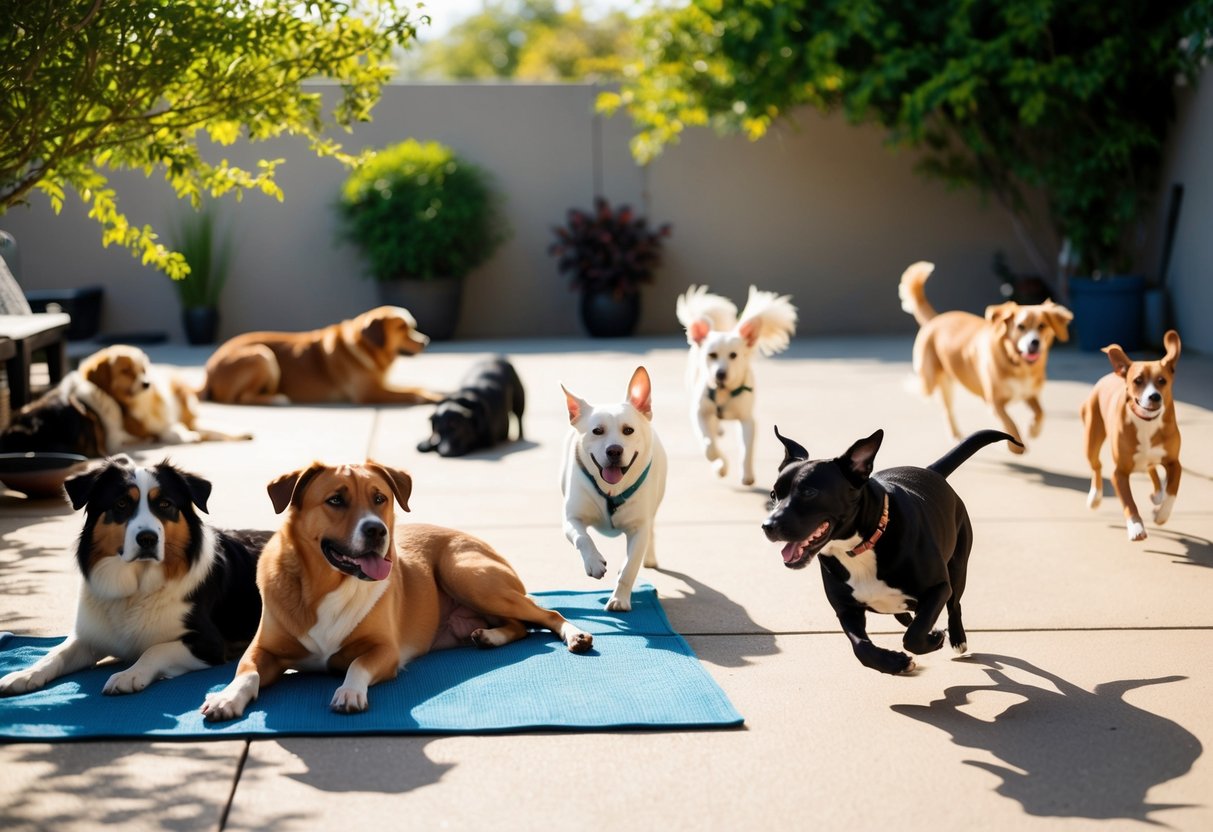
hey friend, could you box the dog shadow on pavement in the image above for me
[891,654,1200,824]
[650,567,779,669]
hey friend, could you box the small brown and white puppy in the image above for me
[900,261,1073,453]
[1081,330,1182,542]
[77,344,252,452]
[201,461,592,720]
[200,306,444,405]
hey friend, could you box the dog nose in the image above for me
[715,369,727,382]
[135,530,158,550]
[606,444,623,461]
[1028,338,1040,352]
[761,518,779,538]
[1149,391,1162,403]
[361,520,387,543]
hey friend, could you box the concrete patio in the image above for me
[1,334,1211,831]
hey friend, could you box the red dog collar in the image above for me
[848,494,889,557]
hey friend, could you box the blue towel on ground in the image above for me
[0,586,742,741]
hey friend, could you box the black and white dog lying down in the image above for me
[417,356,525,457]
[761,427,1017,674]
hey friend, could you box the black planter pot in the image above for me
[182,306,220,345]
[378,276,463,341]
[579,289,640,338]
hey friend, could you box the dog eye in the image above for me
[592,426,605,436]
[115,498,129,510]
[1156,378,1167,387]
[770,490,777,500]
[729,352,737,359]
[156,498,173,511]
[326,494,345,508]
[622,426,634,436]
[373,493,387,505]
[707,352,717,359]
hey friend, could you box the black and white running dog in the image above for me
[0,456,268,696]
[762,428,1015,674]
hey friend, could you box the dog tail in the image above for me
[676,285,738,344]
[928,430,1021,478]
[898,261,938,326]
[737,286,798,356]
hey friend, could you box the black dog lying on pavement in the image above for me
[761,427,1016,674]
[417,356,525,457]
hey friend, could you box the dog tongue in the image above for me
[358,555,392,581]
[601,466,624,485]
[781,541,802,564]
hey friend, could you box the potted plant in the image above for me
[170,203,232,345]
[549,196,671,337]
[337,139,504,340]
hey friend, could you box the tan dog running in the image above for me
[899,261,1073,453]
[1081,330,1182,542]
[202,461,593,720]
[200,306,443,405]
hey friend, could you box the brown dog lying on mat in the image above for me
[200,306,443,405]
[201,461,593,720]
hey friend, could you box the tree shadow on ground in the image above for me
[892,653,1201,824]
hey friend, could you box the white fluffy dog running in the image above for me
[560,367,668,612]
[676,285,798,485]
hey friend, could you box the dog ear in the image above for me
[79,353,112,393]
[984,302,1017,327]
[63,456,135,511]
[841,430,883,484]
[266,463,325,514]
[1102,344,1133,377]
[154,461,214,514]
[1042,302,1073,342]
[687,318,712,346]
[366,462,413,512]
[561,384,588,425]
[361,314,388,351]
[773,426,808,470]
[627,366,653,419]
[737,317,761,348]
[1161,329,1181,371]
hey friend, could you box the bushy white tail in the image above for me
[737,286,798,356]
[676,285,738,343]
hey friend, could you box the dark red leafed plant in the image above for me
[549,196,672,299]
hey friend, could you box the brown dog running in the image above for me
[201,461,593,720]
[899,261,1073,453]
[1081,330,1182,542]
[200,306,443,405]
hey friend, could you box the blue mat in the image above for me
[0,586,742,742]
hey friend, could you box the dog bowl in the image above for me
[0,452,90,499]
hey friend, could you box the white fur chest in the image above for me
[1128,410,1166,471]
[822,537,914,614]
[296,578,390,670]
[1004,375,1037,402]
[76,566,192,659]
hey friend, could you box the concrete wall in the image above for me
[1149,69,1213,355]
[0,83,1148,342]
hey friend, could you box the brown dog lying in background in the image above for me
[200,306,443,405]
[201,461,593,720]
[899,261,1073,454]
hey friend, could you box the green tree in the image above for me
[0,0,424,277]
[408,0,634,82]
[602,1,1213,280]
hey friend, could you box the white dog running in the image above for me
[560,366,667,612]
[676,285,798,485]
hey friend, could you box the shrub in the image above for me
[549,197,672,298]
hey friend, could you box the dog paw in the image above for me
[1029,420,1043,439]
[1087,487,1102,510]
[566,631,594,654]
[605,594,632,612]
[581,550,607,580]
[905,629,946,655]
[951,641,969,657]
[712,458,728,478]
[103,668,152,695]
[1126,519,1147,542]
[201,693,245,722]
[1153,495,1175,525]
[1007,440,1026,455]
[0,669,48,696]
[742,474,755,486]
[330,686,369,714]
